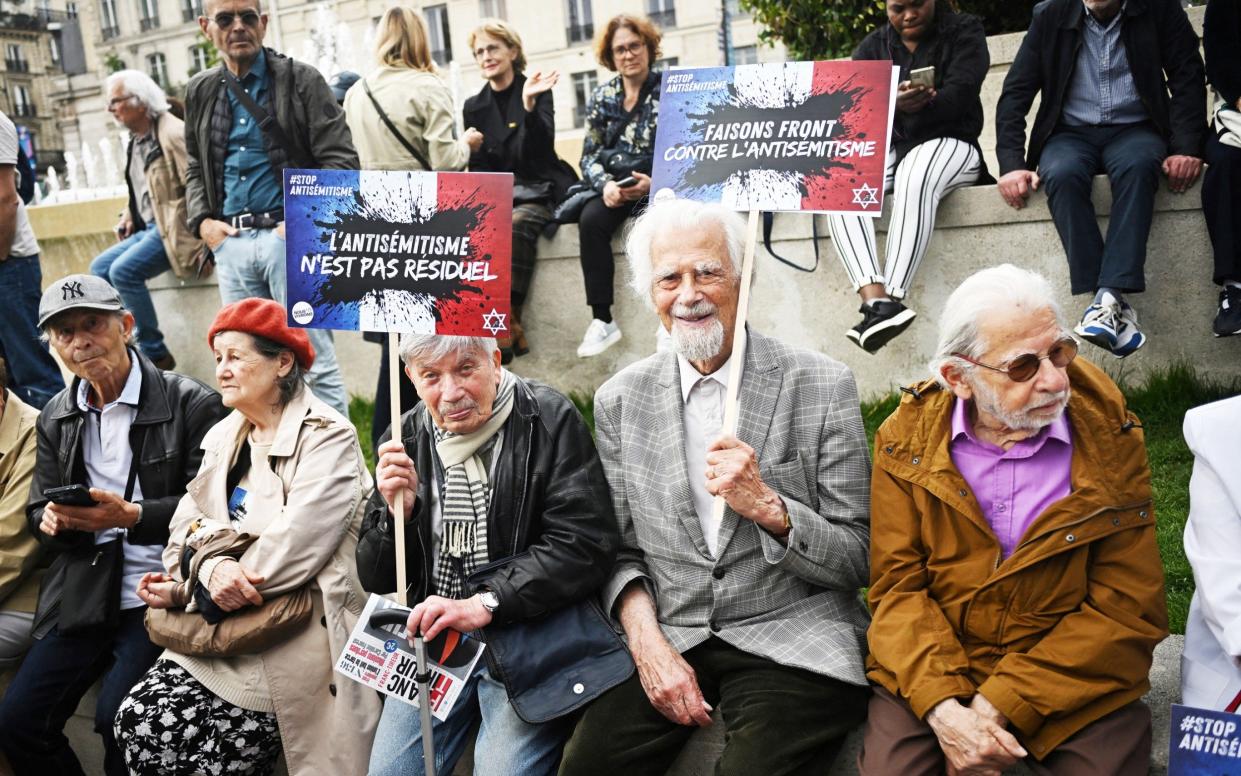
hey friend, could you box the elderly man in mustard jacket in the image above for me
[863,264,1167,776]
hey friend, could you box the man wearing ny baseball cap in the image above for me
[0,274,225,776]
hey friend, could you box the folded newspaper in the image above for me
[335,593,485,721]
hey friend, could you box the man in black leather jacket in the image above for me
[0,274,224,776]
[357,334,625,776]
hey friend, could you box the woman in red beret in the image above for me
[113,298,381,775]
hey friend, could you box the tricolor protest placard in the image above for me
[283,169,513,336]
[652,61,897,213]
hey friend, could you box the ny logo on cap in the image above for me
[61,281,84,300]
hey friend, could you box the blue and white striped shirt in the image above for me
[1062,2,1148,126]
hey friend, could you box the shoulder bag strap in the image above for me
[223,71,296,155]
[363,79,434,171]
[761,212,819,273]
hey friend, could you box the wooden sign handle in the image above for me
[389,331,408,607]
[711,208,761,525]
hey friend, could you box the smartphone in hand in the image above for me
[909,66,935,90]
[616,176,639,188]
[43,484,97,507]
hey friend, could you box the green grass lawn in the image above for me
[349,364,1239,635]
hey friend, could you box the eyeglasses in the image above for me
[473,43,507,60]
[210,10,261,27]
[953,337,1078,383]
[611,41,646,59]
[107,95,132,108]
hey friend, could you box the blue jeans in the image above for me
[0,607,164,776]
[0,254,64,408]
[212,227,349,416]
[89,224,172,361]
[368,662,569,776]
[1039,123,1166,296]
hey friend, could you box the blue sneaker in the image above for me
[1074,300,1121,351]
[1110,301,1146,358]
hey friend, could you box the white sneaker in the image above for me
[576,318,622,357]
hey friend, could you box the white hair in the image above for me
[398,334,498,368]
[624,197,750,309]
[105,70,170,117]
[929,264,1067,386]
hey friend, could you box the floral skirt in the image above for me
[114,659,282,776]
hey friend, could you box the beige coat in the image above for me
[343,66,471,171]
[127,112,203,278]
[0,391,41,613]
[164,388,380,775]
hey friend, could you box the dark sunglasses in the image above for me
[211,10,260,27]
[953,336,1078,383]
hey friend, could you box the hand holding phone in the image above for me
[909,66,935,90]
[43,484,98,507]
[616,176,639,188]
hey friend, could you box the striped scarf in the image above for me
[431,369,515,600]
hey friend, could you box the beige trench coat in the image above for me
[164,388,380,774]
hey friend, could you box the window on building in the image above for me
[188,43,209,75]
[66,0,78,15]
[425,4,452,65]
[733,44,757,65]
[49,36,60,65]
[654,56,678,72]
[725,0,749,18]
[99,0,120,38]
[138,0,160,29]
[565,0,592,44]
[12,86,33,117]
[181,0,203,22]
[479,0,505,19]
[571,70,597,129]
[647,0,675,29]
[35,0,51,19]
[147,52,169,87]
[5,44,27,73]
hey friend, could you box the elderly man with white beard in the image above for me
[558,198,873,776]
[859,264,1167,776]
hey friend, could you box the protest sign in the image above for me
[335,594,485,722]
[1169,704,1241,774]
[283,169,514,336]
[652,61,897,213]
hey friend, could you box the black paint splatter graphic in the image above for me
[306,188,496,328]
[670,76,871,199]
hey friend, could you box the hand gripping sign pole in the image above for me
[388,333,437,776]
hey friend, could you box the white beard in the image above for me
[971,376,1070,432]
[669,301,724,362]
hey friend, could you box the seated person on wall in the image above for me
[826,0,990,353]
[1181,394,1241,712]
[114,298,381,776]
[995,0,1206,358]
[1201,0,1241,337]
[357,334,620,776]
[464,19,579,364]
[92,70,205,373]
[0,356,41,669]
[558,198,873,776]
[573,14,661,359]
[862,264,1168,776]
[0,274,224,776]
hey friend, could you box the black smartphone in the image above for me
[42,484,97,507]
[616,176,639,188]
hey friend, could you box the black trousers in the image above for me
[1203,131,1241,285]
[577,196,641,308]
[558,637,869,776]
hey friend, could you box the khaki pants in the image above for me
[858,685,1151,776]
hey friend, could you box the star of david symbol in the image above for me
[851,183,880,209]
[481,309,508,335]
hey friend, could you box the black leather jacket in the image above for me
[356,378,617,626]
[27,351,226,637]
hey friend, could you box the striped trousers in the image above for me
[827,137,981,300]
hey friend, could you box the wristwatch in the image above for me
[478,589,500,613]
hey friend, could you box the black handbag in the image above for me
[56,447,141,635]
[479,596,635,724]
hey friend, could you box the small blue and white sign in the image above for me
[1170,703,1241,775]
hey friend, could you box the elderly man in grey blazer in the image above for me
[558,198,872,775]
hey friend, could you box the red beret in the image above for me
[207,298,316,370]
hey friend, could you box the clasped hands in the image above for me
[135,559,264,613]
[927,694,1028,776]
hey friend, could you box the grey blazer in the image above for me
[596,329,872,685]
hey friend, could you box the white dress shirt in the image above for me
[677,353,735,558]
[76,357,162,610]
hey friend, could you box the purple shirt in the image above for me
[949,398,1074,559]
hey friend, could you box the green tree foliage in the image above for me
[738,0,1041,60]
